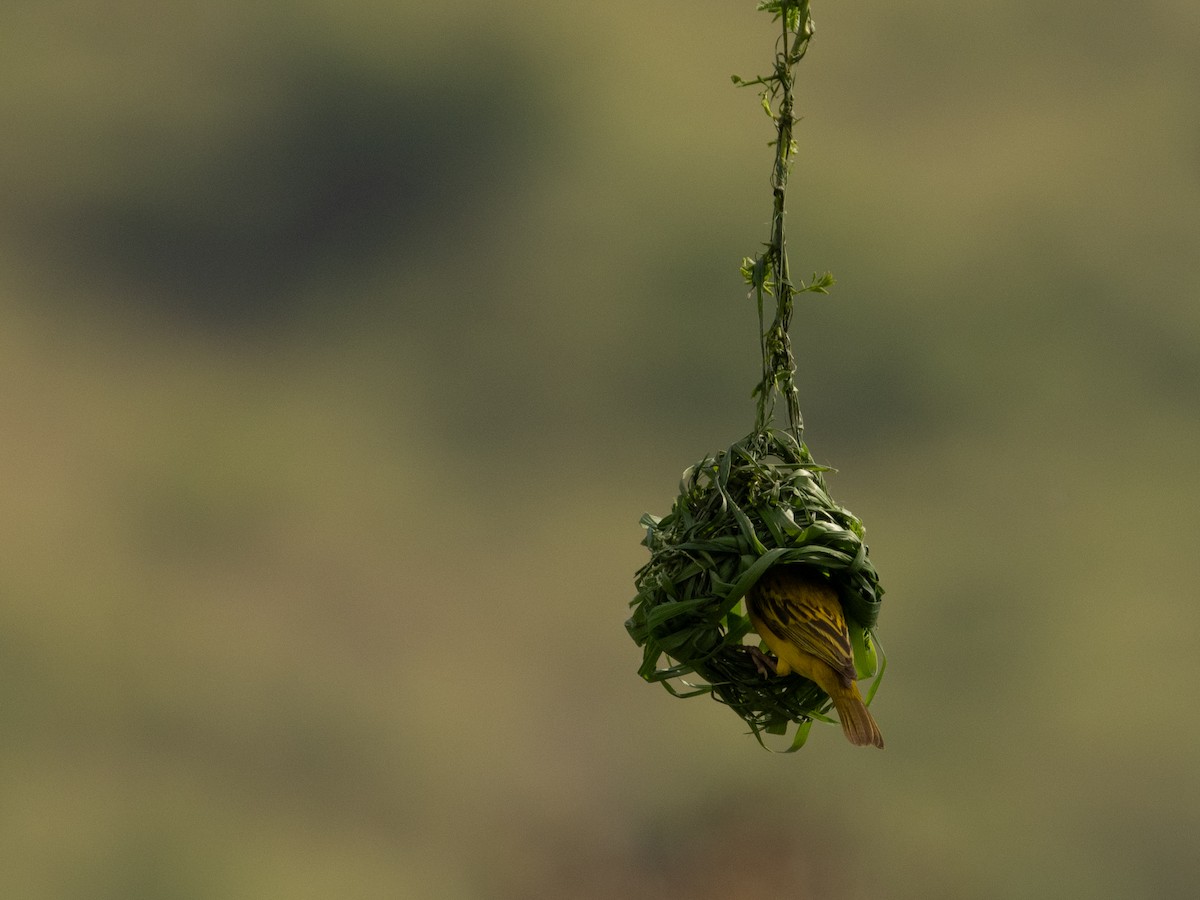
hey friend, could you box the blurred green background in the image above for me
[2,1,1198,897]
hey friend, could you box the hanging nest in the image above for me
[626,427,883,747]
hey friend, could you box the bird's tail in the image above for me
[834,683,884,749]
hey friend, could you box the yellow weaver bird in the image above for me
[746,566,884,748]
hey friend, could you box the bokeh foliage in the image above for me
[1,1,1199,898]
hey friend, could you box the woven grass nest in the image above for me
[626,427,884,746]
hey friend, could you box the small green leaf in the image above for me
[848,618,878,679]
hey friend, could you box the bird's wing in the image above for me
[755,578,857,684]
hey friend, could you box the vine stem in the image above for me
[746,1,818,445]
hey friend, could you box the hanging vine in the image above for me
[735,0,835,440]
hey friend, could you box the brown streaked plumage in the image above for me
[746,566,884,748]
